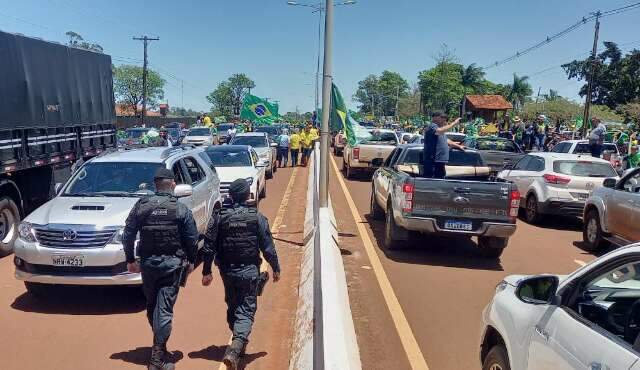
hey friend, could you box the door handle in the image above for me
[589,362,603,370]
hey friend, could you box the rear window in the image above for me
[574,143,591,154]
[553,161,617,178]
[362,131,397,145]
[473,139,519,153]
[402,149,483,167]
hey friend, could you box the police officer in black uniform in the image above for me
[123,168,199,370]
[201,178,281,370]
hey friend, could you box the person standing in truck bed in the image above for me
[423,111,465,179]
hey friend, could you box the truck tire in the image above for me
[583,209,606,252]
[266,166,274,179]
[259,181,267,199]
[370,188,384,220]
[482,345,510,370]
[384,206,406,250]
[346,162,356,179]
[478,237,507,258]
[524,194,541,224]
[0,196,20,256]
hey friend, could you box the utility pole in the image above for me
[395,85,400,122]
[535,87,542,104]
[181,80,184,108]
[319,0,333,208]
[133,36,159,127]
[582,11,600,138]
[315,7,323,124]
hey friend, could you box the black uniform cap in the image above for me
[229,178,250,198]
[154,168,175,180]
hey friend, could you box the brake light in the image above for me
[543,174,571,185]
[353,147,360,160]
[509,190,520,219]
[402,182,414,213]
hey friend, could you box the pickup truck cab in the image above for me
[343,128,399,179]
[480,242,640,370]
[14,146,221,292]
[583,167,640,251]
[371,144,519,258]
[463,136,525,174]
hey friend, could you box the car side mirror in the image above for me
[174,184,193,198]
[270,142,278,148]
[54,183,63,194]
[603,178,617,188]
[516,275,559,305]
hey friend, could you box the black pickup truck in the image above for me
[370,144,520,258]
[463,136,525,174]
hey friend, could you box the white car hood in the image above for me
[25,196,141,228]
[216,167,259,183]
[253,147,269,156]
[184,135,210,141]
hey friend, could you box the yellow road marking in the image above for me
[574,259,587,267]
[330,155,429,370]
[218,167,299,370]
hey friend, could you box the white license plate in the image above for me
[52,255,84,267]
[444,221,473,231]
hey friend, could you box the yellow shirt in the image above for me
[203,116,212,126]
[289,134,302,150]
[300,131,313,148]
[310,128,319,141]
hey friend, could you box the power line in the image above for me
[483,2,640,70]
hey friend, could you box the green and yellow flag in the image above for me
[330,83,371,146]
[240,94,279,124]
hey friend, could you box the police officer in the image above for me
[201,178,281,370]
[123,168,198,370]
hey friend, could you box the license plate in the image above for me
[52,255,84,267]
[444,220,473,231]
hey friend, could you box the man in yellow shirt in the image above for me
[289,129,302,167]
[300,125,314,166]
[202,113,212,127]
[310,125,319,143]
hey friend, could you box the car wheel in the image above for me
[333,146,338,155]
[273,160,278,173]
[342,157,347,172]
[370,188,384,220]
[266,167,273,179]
[24,282,49,298]
[477,237,507,258]
[583,209,606,252]
[259,181,267,199]
[346,162,355,179]
[0,196,20,256]
[384,205,405,250]
[482,345,510,370]
[525,194,541,224]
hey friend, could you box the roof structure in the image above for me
[465,95,513,110]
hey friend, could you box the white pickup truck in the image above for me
[342,129,399,178]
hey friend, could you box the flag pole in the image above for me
[319,0,333,208]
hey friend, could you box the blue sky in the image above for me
[1,0,639,114]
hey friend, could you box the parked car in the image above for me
[552,139,622,169]
[480,242,640,370]
[334,131,346,155]
[200,145,266,207]
[217,123,235,144]
[399,132,419,144]
[230,132,277,179]
[497,152,618,224]
[582,167,640,251]
[254,125,282,142]
[463,136,525,174]
[14,146,221,292]
[370,144,519,258]
[182,127,215,146]
[165,127,182,145]
[343,128,399,179]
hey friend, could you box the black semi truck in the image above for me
[0,31,116,255]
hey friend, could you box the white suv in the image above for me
[480,243,640,370]
[14,146,221,292]
[230,132,277,179]
[498,152,618,224]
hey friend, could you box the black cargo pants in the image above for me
[220,264,260,345]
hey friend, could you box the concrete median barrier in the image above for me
[289,144,361,370]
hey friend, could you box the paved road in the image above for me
[0,165,307,370]
[329,153,610,370]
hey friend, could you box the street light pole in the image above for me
[315,7,322,123]
[319,0,333,207]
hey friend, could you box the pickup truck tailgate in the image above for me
[358,145,394,164]
[411,179,513,231]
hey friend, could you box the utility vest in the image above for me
[217,206,260,267]
[136,195,182,259]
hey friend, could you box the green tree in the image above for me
[353,71,410,117]
[353,74,381,116]
[206,82,234,117]
[461,63,485,94]
[65,31,103,52]
[228,74,255,115]
[507,74,532,111]
[207,74,255,115]
[113,65,165,116]
[170,106,200,117]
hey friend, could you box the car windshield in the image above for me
[362,131,397,145]
[403,148,483,167]
[218,124,234,132]
[189,128,211,136]
[255,127,280,136]
[553,160,617,177]
[231,136,267,147]
[205,150,252,167]
[472,139,519,153]
[167,128,180,138]
[64,162,163,196]
[126,129,149,139]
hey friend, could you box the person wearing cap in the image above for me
[122,168,199,370]
[624,145,640,169]
[201,178,281,370]
[423,111,465,179]
[511,116,524,146]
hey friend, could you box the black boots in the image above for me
[148,344,175,370]
[223,339,244,370]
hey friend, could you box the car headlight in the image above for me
[111,228,124,244]
[18,222,37,243]
[245,177,254,186]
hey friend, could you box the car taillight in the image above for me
[509,190,520,219]
[402,182,414,213]
[543,173,571,185]
[353,147,360,160]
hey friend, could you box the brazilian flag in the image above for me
[330,83,371,146]
[240,94,279,124]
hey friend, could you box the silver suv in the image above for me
[583,167,640,251]
[14,146,221,292]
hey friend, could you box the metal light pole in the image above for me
[318,0,333,207]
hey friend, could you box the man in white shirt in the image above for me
[277,132,290,167]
